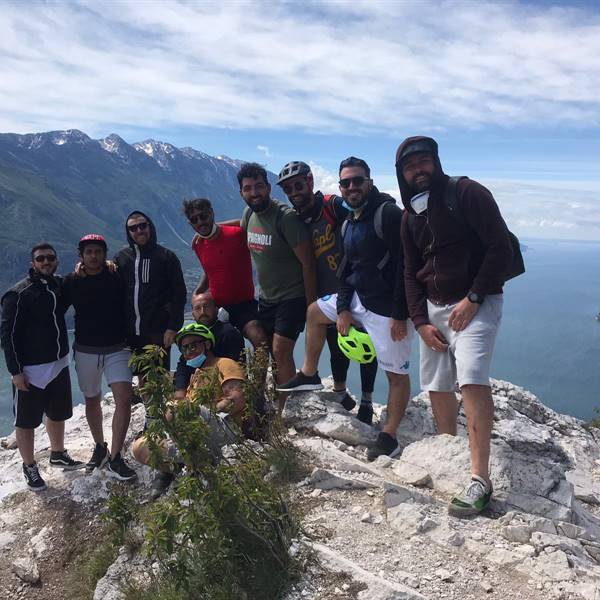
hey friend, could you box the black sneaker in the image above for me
[276,371,323,392]
[23,462,47,491]
[150,471,175,500]
[86,442,109,471]
[366,432,400,462]
[107,453,138,481]
[340,393,356,411]
[49,450,85,470]
[357,403,374,426]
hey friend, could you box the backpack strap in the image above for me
[240,206,251,231]
[374,201,391,269]
[321,194,338,227]
[444,176,469,225]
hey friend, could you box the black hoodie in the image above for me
[114,210,186,338]
[336,187,408,320]
[396,136,513,328]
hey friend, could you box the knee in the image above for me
[131,438,149,465]
[386,372,409,386]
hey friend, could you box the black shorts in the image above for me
[130,333,171,373]
[13,366,73,429]
[222,299,260,333]
[258,297,307,341]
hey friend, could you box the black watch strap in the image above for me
[467,292,485,304]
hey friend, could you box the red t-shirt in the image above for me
[192,225,254,306]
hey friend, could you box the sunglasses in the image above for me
[282,180,307,195]
[181,341,204,355]
[339,176,369,189]
[33,254,57,263]
[127,222,149,233]
[188,213,211,225]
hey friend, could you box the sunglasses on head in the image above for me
[339,176,369,189]
[181,341,204,355]
[282,180,307,195]
[188,212,211,225]
[127,222,149,233]
[34,254,57,263]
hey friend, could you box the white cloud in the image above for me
[256,145,271,157]
[1,1,600,135]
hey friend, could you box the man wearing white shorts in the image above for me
[63,234,137,481]
[397,136,516,516]
[278,157,412,461]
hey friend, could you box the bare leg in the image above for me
[382,372,410,437]
[429,391,459,435]
[242,320,269,351]
[45,418,65,453]
[110,381,132,458]
[15,427,35,464]
[272,334,297,412]
[461,384,494,482]
[302,302,333,376]
[85,394,104,445]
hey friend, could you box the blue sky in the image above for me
[1,0,599,240]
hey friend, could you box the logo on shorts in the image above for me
[320,295,332,301]
[401,361,409,369]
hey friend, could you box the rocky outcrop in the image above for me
[2,378,600,599]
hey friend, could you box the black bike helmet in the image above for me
[277,161,311,185]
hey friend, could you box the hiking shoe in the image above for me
[86,442,109,471]
[357,403,374,426]
[23,462,47,491]
[366,432,400,462]
[340,393,356,411]
[107,453,138,481]
[448,475,493,516]
[49,450,85,470]
[276,371,323,392]
[150,471,175,500]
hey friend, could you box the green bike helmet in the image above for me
[175,323,215,348]
[337,326,376,364]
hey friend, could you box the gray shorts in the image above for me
[420,294,503,392]
[74,349,132,398]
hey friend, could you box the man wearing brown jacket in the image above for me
[397,136,514,516]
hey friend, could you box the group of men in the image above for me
[0,135,516,516]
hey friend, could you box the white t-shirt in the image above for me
[23,354,69,390]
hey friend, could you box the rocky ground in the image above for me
[2,380,600,599]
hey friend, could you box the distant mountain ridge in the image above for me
[0,129,279,292]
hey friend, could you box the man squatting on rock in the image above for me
[397,136,514,515]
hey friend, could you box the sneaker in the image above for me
[366,432,400,462]
[23,462,47,491]
[340,393,356,412]
[357,403,374,426]
[150,471,175,500]
[448,475,493,516]
[107,453,138,481]
[86,442,109,471]
[276,371,323,392]
[49,450,85,470]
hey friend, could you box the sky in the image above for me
[1,0,600,240]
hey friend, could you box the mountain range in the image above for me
[0,129,280,292]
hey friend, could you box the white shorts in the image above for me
[74,349,132,398]
[317,292,413,375]
[420,294,503,392]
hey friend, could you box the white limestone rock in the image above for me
[12,556,41,584]
[310,468,378,491]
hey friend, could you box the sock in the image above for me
[333,388,347,401]
[360,393,373,406]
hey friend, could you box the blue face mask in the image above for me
[186,354,206,368]
[342,200,366,212]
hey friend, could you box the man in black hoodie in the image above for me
[278,157,413,461]
[1,243,83,491]
[396,136,513,516]
[114,211,187,370]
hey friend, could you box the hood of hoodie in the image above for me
[125,210,157,250]
[395,136,446,213]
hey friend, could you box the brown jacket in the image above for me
[396,136,513,329]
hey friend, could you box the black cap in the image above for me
[396,139,436,166]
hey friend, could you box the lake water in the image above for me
[1,238,599,435]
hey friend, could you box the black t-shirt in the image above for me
[62,269,128,350]
[174,321,245,391]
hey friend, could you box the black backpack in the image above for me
[407,176,525,282]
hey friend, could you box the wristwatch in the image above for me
[467,292,485,304]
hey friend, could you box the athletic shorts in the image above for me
[258,297,307,341]
[420,294,503,392]
[317,292,413,375]
[130,333,171,373]
[222,299,259,333]
[13,366,73,429]
[74,349,132,398]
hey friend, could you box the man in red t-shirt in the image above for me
[183,198,268,350]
